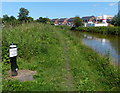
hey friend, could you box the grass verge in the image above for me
[2,23,120,91]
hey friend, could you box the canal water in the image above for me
[73,31,120,66]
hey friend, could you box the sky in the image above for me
[1,2,119,19]
[1,0,120,2]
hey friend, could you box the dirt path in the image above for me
[63,42,76,91]
[55,30,76,91]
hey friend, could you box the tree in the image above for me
[9,16,17,25]
[36,17,50,24]
[3,15,16,23]
[41,18,50,24]
[2,15,20,26]
[26,17,34,22]
[18,8,29,22]
[0,17,2,24]
[2,14,9,23]
[111,11,120,26]
[74,16,83,27]
[9,16,16,21]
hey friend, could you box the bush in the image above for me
[76,27,120,35]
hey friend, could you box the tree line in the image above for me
[111,10,120,26]
[1,8,53,26]
[1,7,120,27]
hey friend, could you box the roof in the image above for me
[82,16,95,20]
[67,18,74,22]
[51,19,58,22]
[58,18,68,22]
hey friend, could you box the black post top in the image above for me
[9,42,17,48]
[10,42,14,45]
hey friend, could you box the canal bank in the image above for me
[2,23,120,91]
[58,29,120,91]
[72,31,120,66]
[75,26,120,35]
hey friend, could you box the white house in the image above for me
[84,15,109,27]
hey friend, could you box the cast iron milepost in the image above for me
[9,42,18,76]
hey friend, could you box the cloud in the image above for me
[108,2,117,6]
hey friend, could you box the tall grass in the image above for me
[2,23,68,91]
[2,23,120,91]
[57,28,120,91]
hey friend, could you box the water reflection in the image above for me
[74,31,119,66]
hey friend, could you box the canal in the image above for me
[73,31,120,66]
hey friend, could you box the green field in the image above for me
[2,23,120,91]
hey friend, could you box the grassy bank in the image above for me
[74,26,120,35]
[2,23,120,91]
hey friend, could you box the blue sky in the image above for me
[2,2,118,19]
[1,0,120,2]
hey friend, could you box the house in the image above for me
[58,18,68,25]
[84,22,108,27]
[96,15,113,23]
[96,16,103,23]
[106,15,113,23]
[67,17,74,27]
[51,19,58,25]
[84,15,109,27]
[82,16,96,23]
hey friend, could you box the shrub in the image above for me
[76,26,120,35]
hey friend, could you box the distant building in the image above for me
[58,18,68,25]
[96,16,103,23]
[66,17,74,27]
[51,19,58,25]
[50,14,113,27]
[96,15,113,23]
[84,22,108,27]
[82,16,96,23]
[84,15,110,27]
